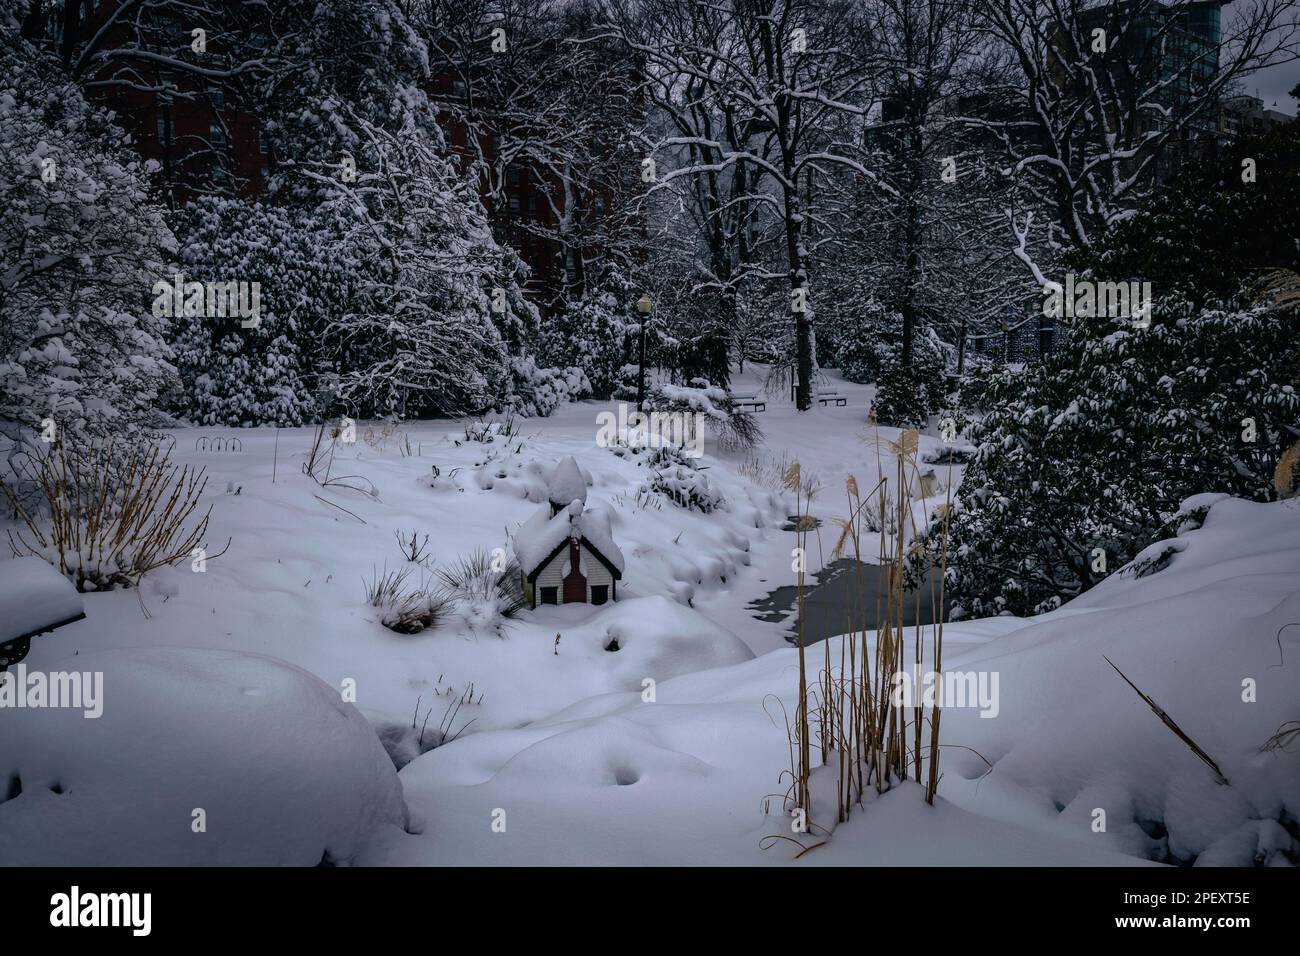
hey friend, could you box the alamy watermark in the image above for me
[50,886,151,936]
[0,664,103,718]
[1042,272,1152,327]
[596,403,706,458]
[152,272,261,328]
[891,669,1000,718]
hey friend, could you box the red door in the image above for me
[562,538,587,603]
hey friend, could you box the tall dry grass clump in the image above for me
[4,438,213,591]
[771,428,954,853]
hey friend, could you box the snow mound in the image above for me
[578,595,753,680]
[0,647,407,865]
[363,495,1300,867]
[0,556,85,645]
[934,495,1300,865]
[547,455,589,509]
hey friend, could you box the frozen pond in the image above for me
[748,557,949,645]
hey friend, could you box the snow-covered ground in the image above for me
[3,370,1296,866]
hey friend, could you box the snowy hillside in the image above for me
[363,493,1300,867]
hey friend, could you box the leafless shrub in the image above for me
[1261,720,1300,754]
[4,438,216,591]
[303,421,377,496]
[395,529,433,565]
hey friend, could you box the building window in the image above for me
[156,112,169,145]
[591,585,609,606]
[207,85,225,110]
[210,121,228,148]
[508,194,522,213]
[540,586,558,605]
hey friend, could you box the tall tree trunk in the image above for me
[784,180,812,410]
[899,121,923,368]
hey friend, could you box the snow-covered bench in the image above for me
[731,392,766,412]
[0,557,85,671]
[816,391,847,407]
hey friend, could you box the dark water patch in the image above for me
[748,558,949,645]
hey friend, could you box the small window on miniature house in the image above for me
[591,585,609,606]
[540,586,558,605]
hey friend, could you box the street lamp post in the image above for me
[636,294,652,411]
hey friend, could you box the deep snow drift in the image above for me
[0,647,406,865]
[364,493,1300,867]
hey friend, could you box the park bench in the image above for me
[731,392,766,412]
[816,391,847,407]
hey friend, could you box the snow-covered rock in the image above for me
[0,647,407,865]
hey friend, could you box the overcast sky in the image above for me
[1230,3,1300,114]
[1242,60,1298,114]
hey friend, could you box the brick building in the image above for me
[29,1,631,310]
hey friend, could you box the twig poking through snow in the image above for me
[1103,656,1229,785]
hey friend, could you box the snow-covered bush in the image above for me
[870,360,947,428]
[612,363,641,401]
[0,30,177,445]
[506,356,591,417]
[363,564,448,634]
[171,197,346,426]
[646,379,762,452]
[536,284,630,399]
[837,303,948,388]
[915,296,1300,618]
[643,461,726,513]
[836,300,900,382]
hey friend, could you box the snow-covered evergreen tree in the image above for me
[305,110,512,418]
[260,0,436,204]
[170,198,349,426]
[0,26,177,445]
[919,297,1300,619]
[536,271,632,400]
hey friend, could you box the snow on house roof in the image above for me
[577,504,624,575]
[513,501,624,580]
[547,456,588,509]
